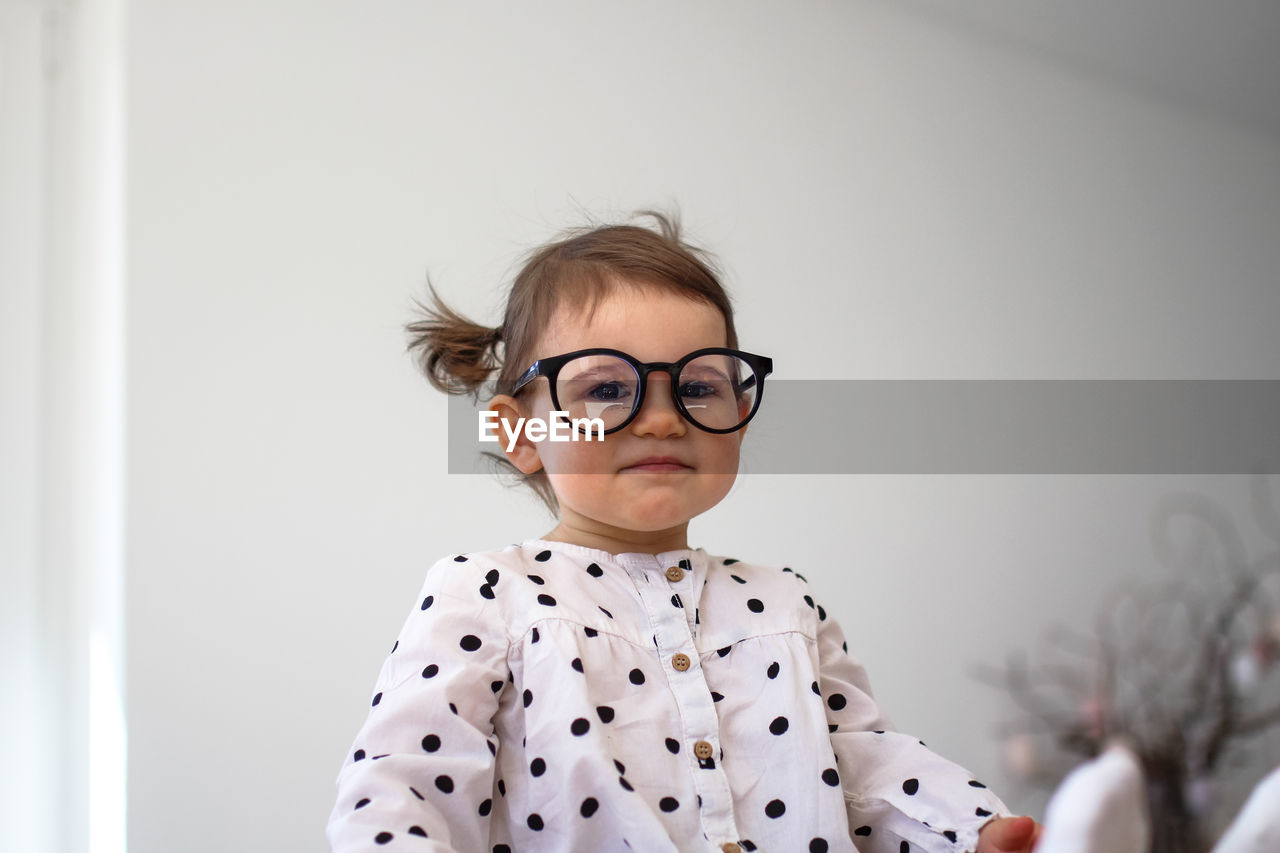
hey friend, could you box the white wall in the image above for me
[124,2,1280,851]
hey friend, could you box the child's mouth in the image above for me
[622,456,692,473]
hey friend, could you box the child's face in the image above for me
[502,284,744,544]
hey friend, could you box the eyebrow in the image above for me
[680,365,733,379]
[561,366,635,381]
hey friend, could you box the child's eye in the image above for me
[584,381,633,402]
[679,381,722,400]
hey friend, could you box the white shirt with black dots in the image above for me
[327,540,1010,853]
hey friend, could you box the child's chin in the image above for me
[621,499,713,532]
[613,512,687,533]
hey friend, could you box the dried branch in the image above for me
[980,478,1280,845]
[1236,698,1280,737]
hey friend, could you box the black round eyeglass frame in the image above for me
[509,347,774,435]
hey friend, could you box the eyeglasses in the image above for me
[510,347,773,435]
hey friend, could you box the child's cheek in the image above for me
[535,433,614,476]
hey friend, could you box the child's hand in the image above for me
[975,815,1041,852]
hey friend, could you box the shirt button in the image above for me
[694,740,714,759]
[671,653,691,671]
[721,844,741,853]
[665,565,685,582]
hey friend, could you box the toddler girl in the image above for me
[327,214,1041,852]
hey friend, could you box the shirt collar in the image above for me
[519,538,706,572]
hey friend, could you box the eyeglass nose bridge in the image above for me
[621,361,686,431]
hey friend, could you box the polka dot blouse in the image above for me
[327,540,1009,852]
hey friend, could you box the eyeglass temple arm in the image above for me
[735,371,763,394]
[511,362,540,393]
[732,355,771,394]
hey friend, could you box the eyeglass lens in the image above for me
[555,353,759,432]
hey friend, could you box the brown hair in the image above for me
[406,210,737,512]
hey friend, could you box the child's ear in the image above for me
[487,395,544,474]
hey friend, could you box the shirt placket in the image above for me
[619,552,743,853]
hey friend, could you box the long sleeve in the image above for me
[815,608,1009,853]
[326,554,511,852]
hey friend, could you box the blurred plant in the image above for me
[978,476,1280,853]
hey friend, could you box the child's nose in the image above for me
[629,375,686,438]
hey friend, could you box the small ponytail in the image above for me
[406,281,502,398]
